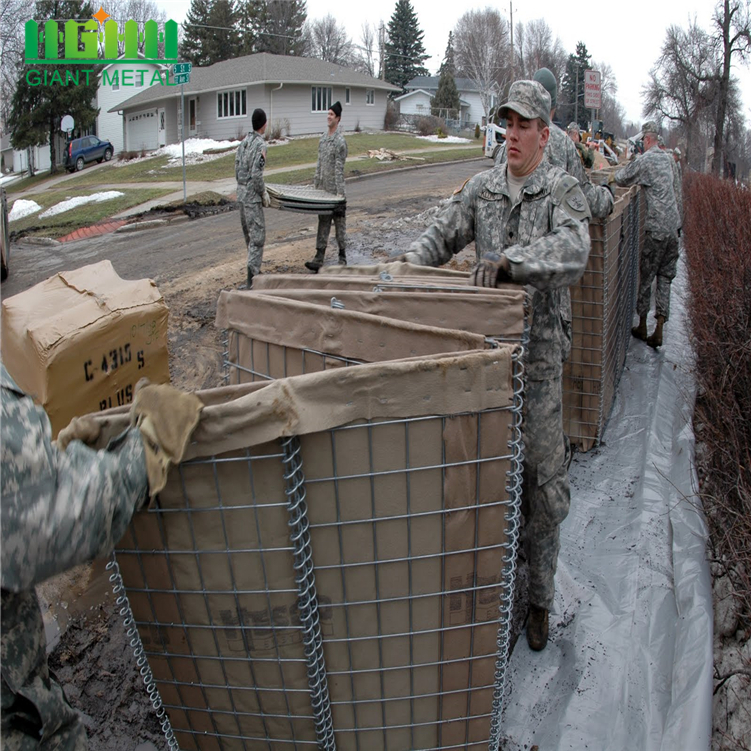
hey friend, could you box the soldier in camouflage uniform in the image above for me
[235,108,271,287]
[1,365,201,748]
[613,121,680,348]
[495,68,614,221]
[404,80,591,651]
[305,101,348,271]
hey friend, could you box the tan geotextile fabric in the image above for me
[101,348,518,750]
[251,288,526,340]
[215,291,488,367]
[563,184,639,450]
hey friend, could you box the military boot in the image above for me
[305,250,325,272]
[647,315,665,349]
[526,605,549,651]
[338,251,347,266]
[631,315,648,341]
[247,266,254,288]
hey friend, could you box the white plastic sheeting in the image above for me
[501,258,713,750]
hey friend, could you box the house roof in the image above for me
[111,52,399,113]
[405,76,480,94]
[394,89,432,101]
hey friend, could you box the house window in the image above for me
[217,88,247,119]
[312,86,332,113]
[345,87,351,105]
[366,89,375,105]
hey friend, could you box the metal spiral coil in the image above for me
[221,329,230,385]
[106,557,180,751]
[488,346,526,749]
[281,435,337,751]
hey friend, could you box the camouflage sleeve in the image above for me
[1,382,148,593]
[504,176,591,291]
[250,144,266,198]
[614,156,645,188]
[493,142,507,166]
[335,137,347,196]
[672,161,683,226]
[581,180,614,219]
[406,187,476,266]
[235,140,247,184]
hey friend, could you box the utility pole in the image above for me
[380,24,385,81]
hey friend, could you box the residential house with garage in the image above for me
[397,76,497,130]
[97,57,167,155]
[113,52,400,152]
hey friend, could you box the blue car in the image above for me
[65,136,114,172]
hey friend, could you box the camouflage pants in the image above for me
[1,590,88,750]
[240,201,266,276]
[637,231,680,321]
[316,211,347,256]
[521,377,571,611]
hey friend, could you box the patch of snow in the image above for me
[161,138,238,160]
[40,191,124,218]
[0,173,23,187]
[8,199,42,221]
[416,135,472,144]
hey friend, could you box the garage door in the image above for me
[126,109,159,152]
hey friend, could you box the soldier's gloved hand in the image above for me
[470,253,511,288]
[390,251,423,265]
[55,415,101,451]
[130,379,203,499]
[262,189,271,208]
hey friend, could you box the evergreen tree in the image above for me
[180,0,213,65]
[384,0,429,93]
[439,31,456,76]
[206,0,240,64]
[255,0,307,56]
[559,41,591,129]
[9,0,99,175]
[237,0,265,55]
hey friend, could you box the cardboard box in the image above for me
[1,260,170,437]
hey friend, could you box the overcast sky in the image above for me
[154,0,751,127]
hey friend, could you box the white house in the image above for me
[402,76,498,129]
[394,88,472,127]
[112,52,400,152]
[97,58,167,155]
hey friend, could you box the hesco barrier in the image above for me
[97,347,524,750]
[562,184,642,450]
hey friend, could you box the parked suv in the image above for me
[65,136,114,172]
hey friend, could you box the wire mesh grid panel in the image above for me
[562,185,640,451]
[112,371,524,750]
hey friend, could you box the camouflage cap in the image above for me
[567,121,580,132]
[673,147,681,156]
[657,134,665,146]
[533,67,557,109]
[642,121,659,135]
[499,80,551,126]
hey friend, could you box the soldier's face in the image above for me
[327,110,339,129]
[505,111,549,177]
[569,130,580,143]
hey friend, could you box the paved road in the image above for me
[2,159,489,298]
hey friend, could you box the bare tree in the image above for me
[514,18,566,83]
[1,0,24,134]
[643,21,719,170]
[306,14,353,65]
[711,0,751,174]
[352,22,382,77]
[453,8,511,123]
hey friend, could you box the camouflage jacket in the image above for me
[614,144,679,237]
[406,158,591,380]
[235,131,267,204]
[1,364,148,746]
[495,124,613,219]
[314,129,347,196]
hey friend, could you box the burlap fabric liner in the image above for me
[96,348,517,750]
[216,291,489,365]
[248,288,525,340]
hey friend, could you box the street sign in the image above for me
[175,72,190,85]
[172,62,192,75]
[584,69,602,109]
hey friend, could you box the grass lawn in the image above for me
[8,187,173,238]
[28,133,482,187]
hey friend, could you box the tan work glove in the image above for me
[130,380,203,499]
[262,189,271,208]
[470,253,512,288]
[55,415,102,451]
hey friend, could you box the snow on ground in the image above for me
[8,199,42,221]
[416,135,472,144]
[112,137,242,169]
[0,173,23,188]
[39,191,124,218]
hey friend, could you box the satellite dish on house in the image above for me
[60,115,75,134]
